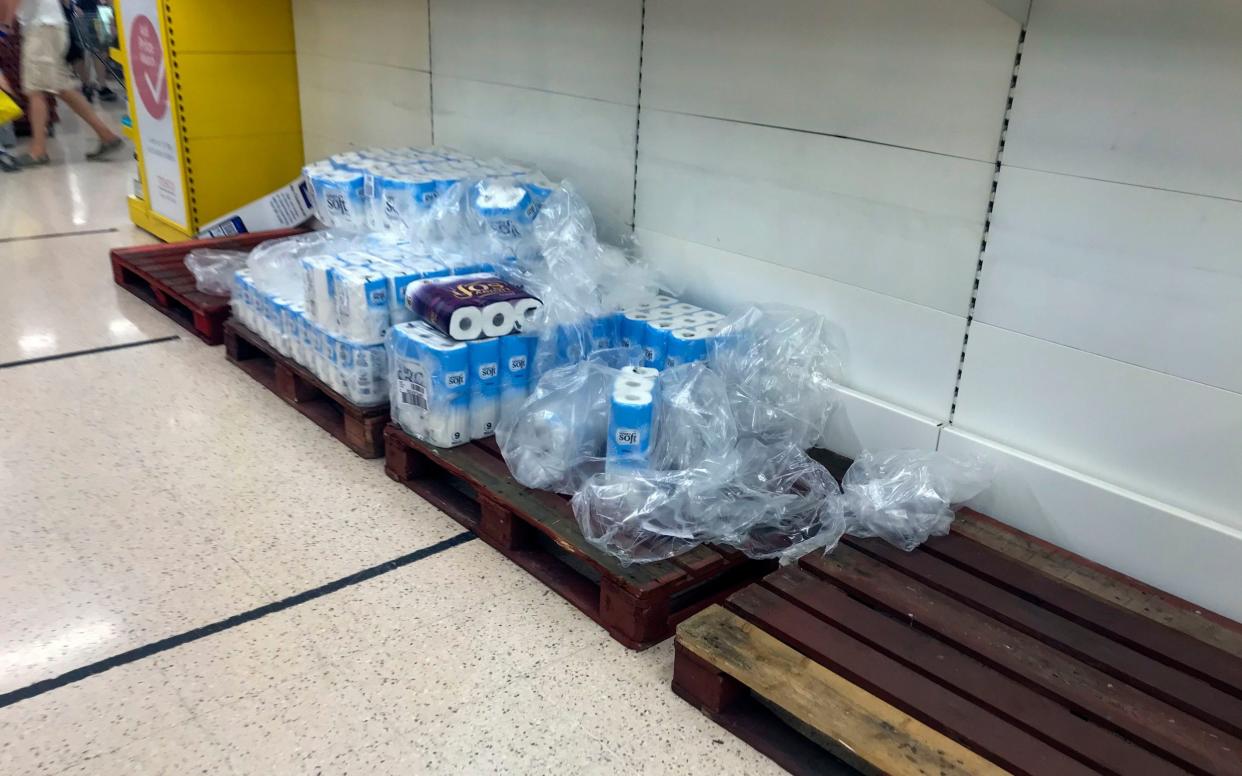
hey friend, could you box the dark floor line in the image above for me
[0,227,120,244]
[0,335,181,370]
[0,532,477,708]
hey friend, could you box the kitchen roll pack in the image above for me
[407,275,541,341]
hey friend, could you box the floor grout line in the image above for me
[0,532,477,709]
[0,227,121,245]
[0,336,182,371]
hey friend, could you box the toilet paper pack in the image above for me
[331,266,390,344]
[642,320,681,369]
[388,322,471,448]
[606,387,656,473]
[408,275,539,341]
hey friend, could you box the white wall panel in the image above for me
[430,0,641,104]
[636,110,991,315]
[637,229,966,420]
[293,0,429,71]
[432,77,635,242]
[940,428,1242,623]
[954,323,1242,530]
[978,167,1242,392]
[432,76,636,243]
[292,0,431,158]
[641,0,1020,161]
[1006,0,1242,201]
[297,55,432,154]
[823,387,942,460]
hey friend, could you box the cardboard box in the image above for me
[198,177,315,238]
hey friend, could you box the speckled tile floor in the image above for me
[0,107,785,775]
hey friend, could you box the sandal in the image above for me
[86,137,124,161]
[15,153,50,168]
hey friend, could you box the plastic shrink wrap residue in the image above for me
[843,449,993,551]
[185,249,248,296]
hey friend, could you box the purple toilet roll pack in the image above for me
[406,275,543,341]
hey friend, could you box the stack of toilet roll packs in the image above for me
[406,275,542,341]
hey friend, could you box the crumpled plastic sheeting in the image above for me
[246,230,356,299]
[843,449,993,551]
[495,347,642,495]
[709,305,844,449]
[185,249,247,296]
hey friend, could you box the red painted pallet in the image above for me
[224,320,388,459]
[383,423,775,649]
[110,228,307,345]
[674,509,1242,776]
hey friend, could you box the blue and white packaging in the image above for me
[322,329,346,395]
[685,310,725,325]
[283,304,306,363]
[664,328,709,368]
[388,322,471,447]
[606,388,656,473]
[467,337,501,439]
[300,255,342,328]
[631,294,678,312]
[591,315,616,351]
[331,266,390,343]
[620,310,670,349]
[337,339,388,406]
[643,319,681,369]
[307,168,367,231]
[662,302,702,317]
[498,334,535,423]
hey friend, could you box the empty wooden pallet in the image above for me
[674,510,1242,776]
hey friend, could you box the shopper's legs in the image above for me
[26,90,50,159]
[56,87,117,142]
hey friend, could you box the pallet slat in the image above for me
[224,321,388,459]
[677,606,1007,776]
[384,423,772,649]
[952,509,1242,660]
[764,566,1183,775]
[847,536,1242,737]
[110,227,306,345]
[726,585,1096,776]
[804,546,1242,776]
[924,530,1242,698]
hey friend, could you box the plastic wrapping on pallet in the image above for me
[842,449,993,551]
[184,249,247,297]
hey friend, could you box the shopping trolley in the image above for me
[71,4,126,100]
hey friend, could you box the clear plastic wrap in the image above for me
[185,249,247,297]
[709,304,844,449]
[495,347,642,493]
[843,450,993,551]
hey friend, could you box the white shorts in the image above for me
[22,24,76,94]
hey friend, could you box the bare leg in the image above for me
[74,58,90,87]
[55,88,118,142]
[26,91,50,159]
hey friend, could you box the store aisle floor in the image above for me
[0,109,781,774]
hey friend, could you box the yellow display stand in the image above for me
[114,0,303,241]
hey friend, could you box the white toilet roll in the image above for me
[481,301,515,338]
[511,298,543,332]
[448,306,485,340]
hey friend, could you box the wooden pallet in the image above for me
[110,228,307,345]
[224,320,388,459]
[384,423,775,649]
[674,510,1242,776]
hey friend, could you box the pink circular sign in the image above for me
[129,15,168,120]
